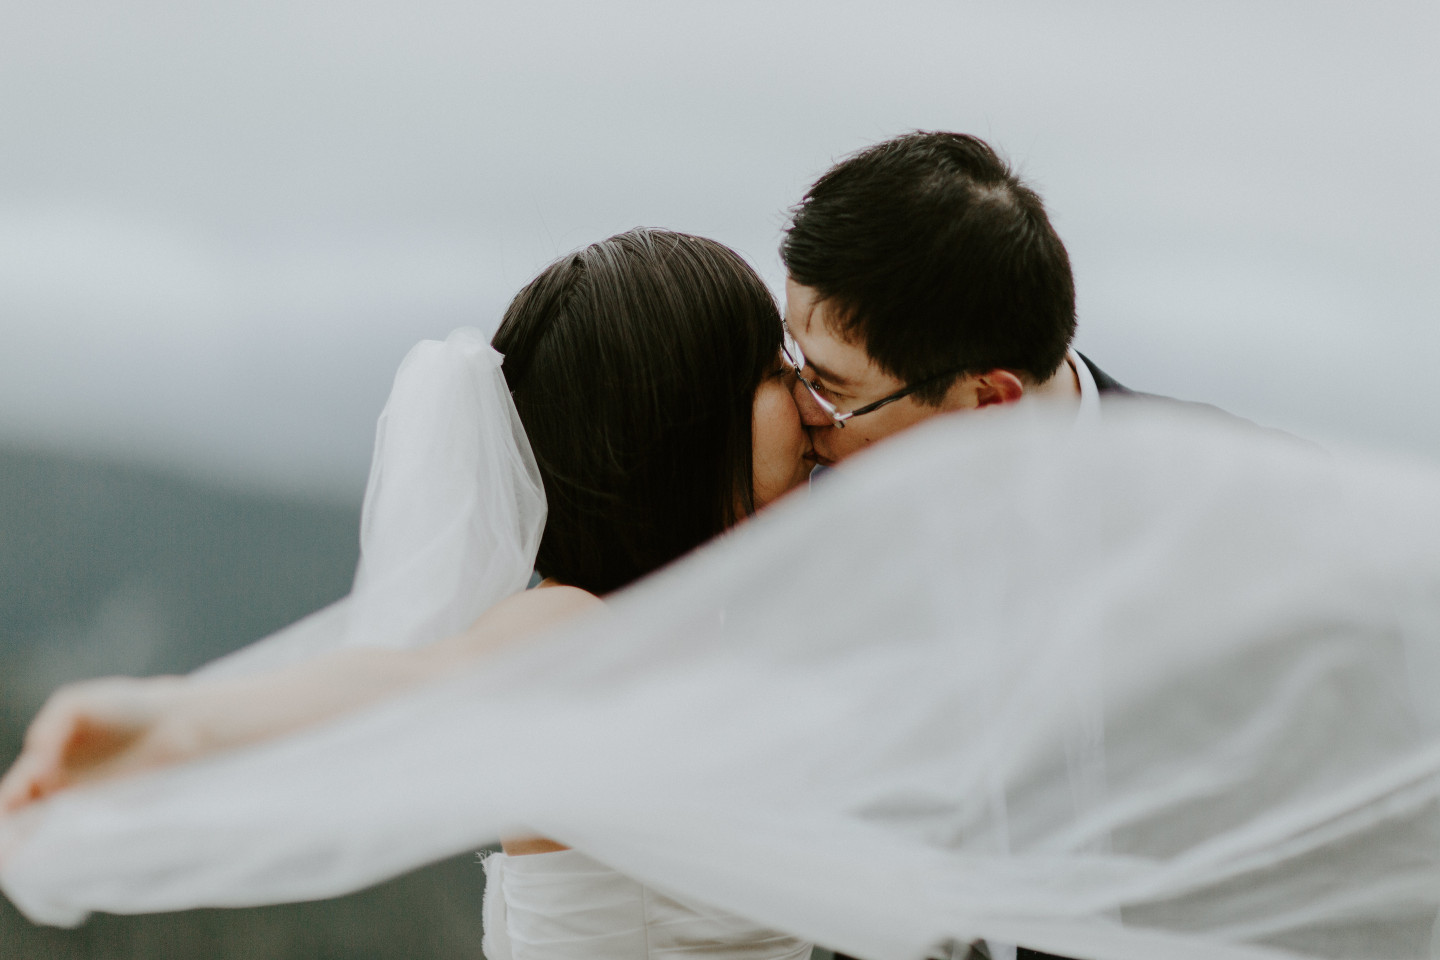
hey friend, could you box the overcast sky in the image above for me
[2,1,1436,500]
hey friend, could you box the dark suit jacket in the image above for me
[1080,352,1128,396]
[1081,352,1281,432]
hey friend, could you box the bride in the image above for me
[1,227,817,959]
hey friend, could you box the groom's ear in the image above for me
[966,370,1026,409]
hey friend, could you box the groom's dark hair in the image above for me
[781,131,1076,402]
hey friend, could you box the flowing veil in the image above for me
[198,327,546,678]
[4,340,1440,960]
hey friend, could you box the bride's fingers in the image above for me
[0,757,36,812]
[0,753,54,864]
[0,715,67,811]
[0,744,69,813]
[19,685,106,761]
[0,686,148,812]
[0,727,163,815]
[0,676,193,813]
[0,705,91,813]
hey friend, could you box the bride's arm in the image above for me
[0,585,601,813]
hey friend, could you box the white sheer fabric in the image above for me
[4,397,1440,960]
[199,327,545,679]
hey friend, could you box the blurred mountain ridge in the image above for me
[0,443,494,959]
[0,443,361,711]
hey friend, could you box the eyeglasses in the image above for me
[780,326,961,429]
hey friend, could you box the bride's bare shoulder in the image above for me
[503,579,602,619]
[449,580,604,653]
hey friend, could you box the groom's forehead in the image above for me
[784,278,841,339]
[784,282,881,385]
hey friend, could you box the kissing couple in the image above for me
[4,132,1440,960]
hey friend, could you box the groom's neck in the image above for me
[1022,354,1081,407]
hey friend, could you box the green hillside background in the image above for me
[0,445,491,959]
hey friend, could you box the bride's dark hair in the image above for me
[492,229,783,595]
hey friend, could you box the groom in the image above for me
[780,130,1233,472]
[779,131,1207,960]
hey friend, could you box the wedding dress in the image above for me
[482,850,811,960]
[5,329,1440,960]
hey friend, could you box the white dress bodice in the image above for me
[482,850,812,960]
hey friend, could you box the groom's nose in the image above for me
[790,379,835,428]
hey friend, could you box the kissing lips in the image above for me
[802,448,834,468]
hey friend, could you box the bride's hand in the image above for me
[0,675,203,814]
[0,586,605,817]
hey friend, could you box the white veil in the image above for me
[198,327,545,678]
[4,345,1440,960]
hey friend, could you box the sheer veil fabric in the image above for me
[3,333,1440,960]
[199,328,546,678]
